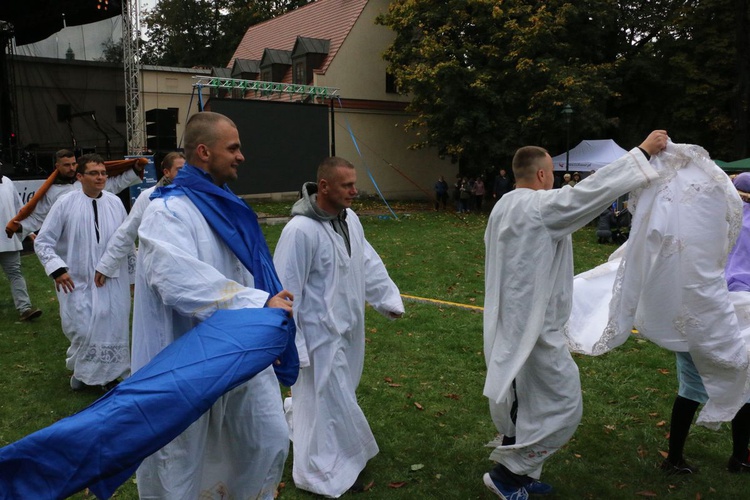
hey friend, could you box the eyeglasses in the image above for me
[82,171,108,177]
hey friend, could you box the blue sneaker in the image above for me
[483,473,529,500]
[526,480,554,495]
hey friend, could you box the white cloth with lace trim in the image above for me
[566,141,750,428]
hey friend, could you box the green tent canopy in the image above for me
[717,158,750,172]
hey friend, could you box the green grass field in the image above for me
[0,202,747,499]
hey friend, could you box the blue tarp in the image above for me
[0,307,291,499]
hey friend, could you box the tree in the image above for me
[378,0,750,168]
[98,38,123,64]
[378,0,623,170]
[612,0,750,160]
[139,0,310,68]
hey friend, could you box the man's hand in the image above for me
[94,271,108,288]
[267,290,294,316]
[5,220,20,239]
[55,273,75,294]
[639,130,669,157]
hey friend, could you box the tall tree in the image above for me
[379,0,750,167]
[139,0,309,68]
[378,0,623,169]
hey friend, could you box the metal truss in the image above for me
[193,76,340,98]
[122,0,144,155]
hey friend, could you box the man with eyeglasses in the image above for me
[10,149,142,242]
[34,153,133,392]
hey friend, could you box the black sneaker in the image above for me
[660,457,698,475]
[101,379,120,392]
[727,450,750,473]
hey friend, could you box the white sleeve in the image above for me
[33,201,67,276]
[104,169,142,195]
[363,237,404,317]
[273,223,315,366]
[541,148,659,240]
[95,190,151,277]
[138,202,269,321]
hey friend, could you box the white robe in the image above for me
[566,142,750,428]
[95,185,155,278]
[273,209,404,498]
[19,169,141,240]
[483,148,659,477]
[0,177,23,253]
[132,194,288,500]
[34,190,133,385]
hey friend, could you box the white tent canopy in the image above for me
[552,139,628,172]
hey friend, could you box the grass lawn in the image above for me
[0,200,747,499]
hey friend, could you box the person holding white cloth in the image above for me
[482,131,668,499]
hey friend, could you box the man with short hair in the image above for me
[482,131,668,499]
[132,111,294,499]
[34,153,133,391]
[274,156,404,497]
[0,174,41,320]
[10,149,142,241]
[94,152,185,285]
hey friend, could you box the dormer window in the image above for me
[291,36,330,86]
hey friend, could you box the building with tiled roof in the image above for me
[224,0,455,200]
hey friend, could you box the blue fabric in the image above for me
[153,164,299,386]
[0,308,290,500]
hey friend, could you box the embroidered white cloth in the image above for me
[566,142,750,428]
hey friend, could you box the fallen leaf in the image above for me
[388,481,407,489]
[384,377,393,383]
[635,491,657,497]
[637,445,648,458]
[362,480,375,491]
[410,463,424,471]
[649,412,659,417]
[388,383,403,387]
[444,393,460,400]
[658,450,669,458]
[414,402,424,410]
[604,425,616,434]
[656,420,667,427]
[630,395,639,400]
[574,453,582,458]
[658,368,670,375]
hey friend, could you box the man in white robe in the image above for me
[273,156,404,498]
[94,152,185,284]
[34,154,133,391]
[482,131,668,499]
[0,175,41,320]
[9,149,142,242]
[132,111,294,499]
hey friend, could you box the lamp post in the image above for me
[561,104,573,172]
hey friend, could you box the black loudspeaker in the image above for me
[145,108,177,151]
